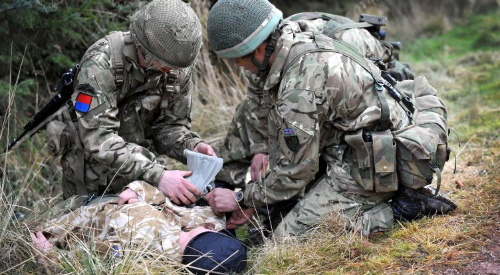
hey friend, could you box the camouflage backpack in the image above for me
[282,33,450,194]
[285,12,415,81]
[393,77,450,193]
[343,40,450,194]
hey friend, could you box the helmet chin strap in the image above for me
[250,30,279,78]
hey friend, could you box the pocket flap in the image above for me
[344,129,371,169]
[372,130,395,173]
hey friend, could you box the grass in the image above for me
[1,5,499,275]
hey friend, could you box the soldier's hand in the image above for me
[193,142,217,157]
[118,188,139,205]
[204,188,239,216]
[158,170,200,206]
[227,208,255,229]
[251,153,268,181]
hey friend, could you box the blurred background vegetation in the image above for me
[0,0,499,274]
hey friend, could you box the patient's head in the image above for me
[181,228,247,274]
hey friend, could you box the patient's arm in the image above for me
[123,180,167,205]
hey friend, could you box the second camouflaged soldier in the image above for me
[215,11,414,190]
[46,0,215,204]
[205,0,411,237]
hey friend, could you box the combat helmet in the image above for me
[207,0,283,59]
[130,0,202,69]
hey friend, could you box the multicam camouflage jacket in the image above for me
[50,31,203,196]
[38,181,225,262]
[231,16,396,159]
[242,21,410,207]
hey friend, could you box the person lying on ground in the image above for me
[30,180,247,275]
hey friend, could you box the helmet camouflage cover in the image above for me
[207,0,283,59]
[130,0,202,69]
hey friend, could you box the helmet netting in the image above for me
[129,0,202,69]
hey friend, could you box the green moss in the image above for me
[388,242,418,258]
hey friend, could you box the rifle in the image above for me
[5,64,79,152]
[359,13,387,40]
[359,14,405,61]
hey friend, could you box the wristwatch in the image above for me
[234,190,247,209]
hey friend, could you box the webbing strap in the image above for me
[107,32,125,86]
[344,129,371,169]
[259,30,279,78]
[428,166,442,195]
[318,35,391,130]
[328,22,373,35]
[374,80,390,130]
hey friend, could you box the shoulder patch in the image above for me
[283,128,300,152]
[74,84,96,114]
[75,93,93,113]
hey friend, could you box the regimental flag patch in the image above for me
[75,93,93,113]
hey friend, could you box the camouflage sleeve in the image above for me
[39,201,109,256]
[151,69,203,163]
[244,71,270,155]
[40,199,183,261]
[107,203,183,261]
[125,180,166,205]
[73,38,165,185]
[243,87,320,207]
[243,55,329,206]
[163,199,226,231]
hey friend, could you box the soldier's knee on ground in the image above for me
[354,202,394,236]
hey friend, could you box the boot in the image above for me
[391,185,457,222]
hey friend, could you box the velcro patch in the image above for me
[284,128,294,136]
[75,93,93,113]
[284,135,300,152]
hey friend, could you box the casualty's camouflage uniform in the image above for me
[236,21,409,236]
[52,31,202,198]
[38,181,225,261]
[216,14,394,187]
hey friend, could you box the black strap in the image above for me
[258,30,279,78]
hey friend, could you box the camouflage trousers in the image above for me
[273,173,395,238]
[215,96,268,188]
